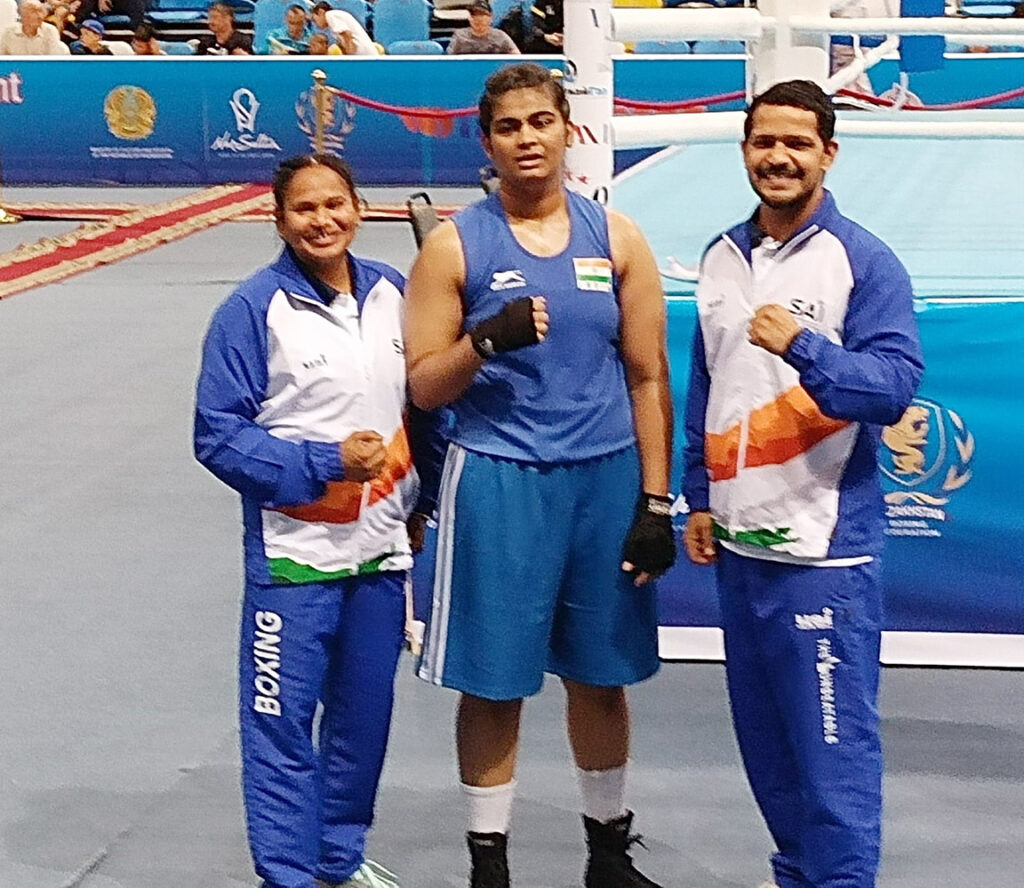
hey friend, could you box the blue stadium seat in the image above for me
[98,14,132,29]
[691,39,747,54]
[961,3,1017,12]
[489,0,519,24]
[387,38,444,53]
[159,39,197,53]
[335,0,371,27]
[147,0,256,26]
[633,39,691,53]
[372,0,430,48]
[147,11,205,25]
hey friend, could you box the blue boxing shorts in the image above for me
[417,443,660,700]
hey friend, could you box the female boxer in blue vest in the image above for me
[404,64,676,888]
[195,155,440,888]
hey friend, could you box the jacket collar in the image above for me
[270,246,374,307]
[726,189,840,263]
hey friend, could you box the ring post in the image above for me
[754,0,830,91]
[564,0,615,204]
[312,68,327,155]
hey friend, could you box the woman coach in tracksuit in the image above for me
[194,155,439,888]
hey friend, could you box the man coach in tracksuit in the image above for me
[682,81,924,888]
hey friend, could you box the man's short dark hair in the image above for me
[208,1,235,21]
[134,22,156,41]
[312,1,332,11]
[744,80,836,144]
[478,63,570,135]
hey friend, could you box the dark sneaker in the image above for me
[467,831,510,888]
[582,811,661,888]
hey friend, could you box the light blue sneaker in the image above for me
[317,860,401,888]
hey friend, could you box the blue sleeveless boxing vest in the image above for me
[449,190,635,464]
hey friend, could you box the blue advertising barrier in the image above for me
[411,297,1024,664]
[658,298,1024,637]
[1,55,1023,185]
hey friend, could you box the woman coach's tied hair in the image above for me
[271,154,360,212]
[745,79,837,144]
[478,63,572,135]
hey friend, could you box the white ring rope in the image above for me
[563,0,1024,200]
[614,111,1024,148]
[611,9,1024,42]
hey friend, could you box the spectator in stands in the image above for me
[311,0,375,55]
[196,2,251,54]
[76,0,145,33]
[0,0,67,53]
[527,0,562,52]
[307,29,331,53]
[69,16,111,52]
[132,22,166,53]
[45,0,81,41]
[266,3,312,54]
[448,0,520,55]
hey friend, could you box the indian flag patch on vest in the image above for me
[574,257,613,292]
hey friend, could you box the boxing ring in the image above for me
[555,0,1024,667]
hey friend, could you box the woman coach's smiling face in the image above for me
[275,164,362,273]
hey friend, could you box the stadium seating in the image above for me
[104,38,135,53]
[160,38,198,52]
[633,39,692,53]
[431,0,472,26]
[692,38,747,53]
[335,0,371,27]
[961,3,1017,11]
[387,38,445,53]
[372,0,431,47]
[98,14,133,31]
[148,0,254,28]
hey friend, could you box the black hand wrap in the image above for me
[469,296,540,359]
[622,493,677,577]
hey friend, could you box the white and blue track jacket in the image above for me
[683,192,924,563]
[194,248,440,586]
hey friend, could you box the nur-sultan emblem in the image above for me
[104,86,157,141]
[295,87,356,153]
[880,398,974,538]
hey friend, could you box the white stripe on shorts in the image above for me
[418,442,465,686]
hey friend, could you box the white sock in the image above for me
[577,764,628,823]
[463,779,516,835]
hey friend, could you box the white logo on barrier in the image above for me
[296,88,357,153]
[0,72,24,105]
[211,88,282,154]
[489,270,526,291]
[231,87,259,133]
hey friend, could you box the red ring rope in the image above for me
[838,84,1024,111]
[321,83,1024,121]
[614,90,746,111]
[325,85,477,119]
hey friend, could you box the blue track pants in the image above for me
[239,571,406,888]
[717,549,883,888]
